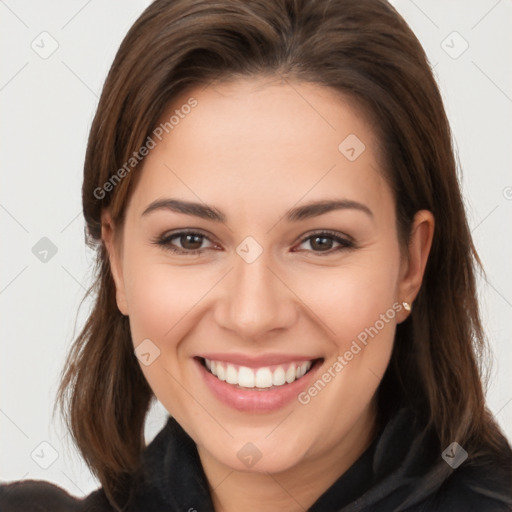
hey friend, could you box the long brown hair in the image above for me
[55,0,511,509]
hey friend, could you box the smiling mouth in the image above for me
[198,357,323,390]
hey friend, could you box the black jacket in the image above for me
[1,408,511,511]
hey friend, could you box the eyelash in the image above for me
[152,229,354,256]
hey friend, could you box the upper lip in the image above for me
[196,353,322,368]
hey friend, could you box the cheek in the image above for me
[293,244,401,407]
[297,254,400,346]
[122,252,207,344]
[291,256,399,426]
[121,252,209,418]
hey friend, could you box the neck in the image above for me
[198,401,378,512]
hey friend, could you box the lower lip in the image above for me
[194,357,323,412]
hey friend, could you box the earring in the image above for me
[402,301,411,312]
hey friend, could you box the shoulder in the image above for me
[0,479,111,512]
[428,457,512,511]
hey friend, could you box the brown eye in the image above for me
[153,230,216,255]
[295,231,354,255]
[309,235,335,251]
[178,233,204,250]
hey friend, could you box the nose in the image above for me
[213,253,298,341]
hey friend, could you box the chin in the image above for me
[213,442,309,474]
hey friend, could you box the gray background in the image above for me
[1,0,511,497]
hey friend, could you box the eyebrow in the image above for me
[141,198,373,222]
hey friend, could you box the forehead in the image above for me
[127,77,391,219]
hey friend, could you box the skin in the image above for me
[102,76,434,512]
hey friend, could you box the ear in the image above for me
[101,210,129,315]
[397,210,435,321]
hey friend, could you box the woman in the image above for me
[1,0,511,510]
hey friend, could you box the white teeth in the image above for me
[297,362,309,379]
[238,366,255,388]
[285,365,296,384]
[203,358,313,389]
[255,368,273,388]
[272,366,286,386]
[226,364,238,384]
[216,363,226,381]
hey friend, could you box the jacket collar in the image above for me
[129,408,454,512]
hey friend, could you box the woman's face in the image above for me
[104,77,430,476]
